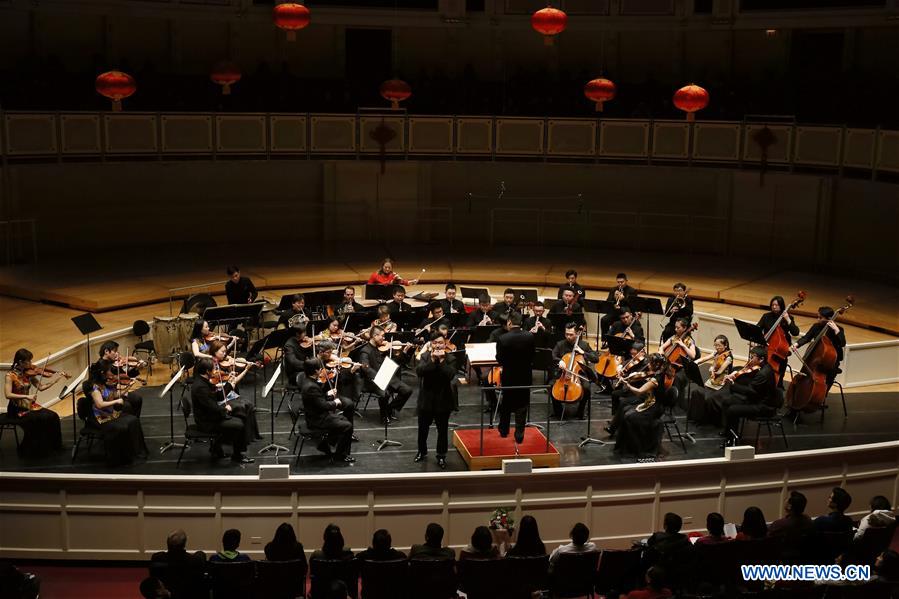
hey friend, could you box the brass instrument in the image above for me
[614,286,625,310]
[659,288,690,329]
[287,312,309,329]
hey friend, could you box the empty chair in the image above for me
[595,548,642,596]
[407,559,457,599]
[457,557,509,599]
[505,554,549,599]
[358,558,407,599]
[209,560,256,599]
[551,551,599,598]
[255,559,307,599]
[309,558,358,599]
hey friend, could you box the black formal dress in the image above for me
[496,328,536,443]
[5,371,63,458]
[600,285,638,337]
[550,338,598,419]
[614,372,666,457]
[415,351,458,457]
[89,383,147,465]
[301,376,353,458]
[225,276,258,305]
[191,377,247,457]
[661,296,694,341]
[357,342,413,420]
[757,311,800,384]
[557,282,586,301]
[794,323,846,390]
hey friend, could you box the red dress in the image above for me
[367,272,409,286]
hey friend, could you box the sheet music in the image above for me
[466,342,497,365]
[59,366,90,399]
[160,366,186,398]
[263,363,282,398]
[373,357,399,391]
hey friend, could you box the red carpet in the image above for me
[454,427,558,457]
[25,565,146,598]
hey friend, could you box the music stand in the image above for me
[72,313,102,373]
[676,359,705,444]
[630,297,664,340]
[509,289,538,304]
[468,325,500,343]
[581,299,603,314]
[203,303,264,328]
[364,284,393,301]
[159,367,187,454]
[548,313,585,334]
[59,366,89,446]
[371,358,402,451]
[259,363,289,457]
[734,319,767,350]
[460,286,490,301]
[390,309,420,332]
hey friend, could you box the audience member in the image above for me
[548,523,597,571]
[855,496,896,540]
[311,524,354,561]
[506,515,546,557]
[459,526,501,560]
[149,530,206,599]
[622,566,672,599]
[355,529,406,561]
[139,576,171,599]
[264,522,308,570]
[813,487,854,534]
[644,512,693,578]
[695,512,730,545]
[768,491,815,559]
[409,522,455,560]
[736,507,768,541]
[325,579,351,599]
[209,528,251,563]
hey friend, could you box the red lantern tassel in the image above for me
[112,99,122,112]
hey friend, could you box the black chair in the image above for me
[845,524,896,565]
[740,408,789,449]
[292,423,330,467]
[551,551,599,598]
[505,554,549,599]
[407,559,457,599]
[209,560,256,599]
[690,541,743,593]
[659,386,688,453]
[132,319,156,374]
[595,548,641,596]
[255,559,307,599]
[177,351,197,400]
[457,558,508,599]
[71,388,108,463]
[149,558,210,599]
[819,371,848,422]
[358,558,407,599]
[309,557,358,599]
[176,395,221,468]
[0,411,22,451]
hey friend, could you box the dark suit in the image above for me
[225,276,258,305]
[332,300,365,315]
[357,342,413,420]
[415,352,457,456]
[191,377,246,454]
[608,319,645,344]
[440,298,466,316]
[466,308,498,328]
[601,285,638,336]
[557,283,585,301]
[496,328,536,442]
[301,376,353,457]
[278,308,311,328]
[662,297,694,341]
[492,301,520,319]
[523,315,554,348]
[715,363,778,433]
[149,549,207,599]
[283,336,313,386]
[387,300,412,314]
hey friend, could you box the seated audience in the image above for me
[325,579,351,599]
[311,524,354,561]
[813,487,854,534]
[149,530,206,599]
[506,515,546,557]
[264,522,307,567]
[855,495,896,541]
[549,522,597,571]
[644,512,693,575]
[695,512,731,545]
[210,528,251,563]
[459,526,501,560]
[736,506,768,540]
[409,522,455,560]
[355,529,407,561]
[622,566,672,599]
[139,576,171,599]
[768,491,815,559]
[0,561,40,599]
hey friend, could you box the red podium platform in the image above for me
[452,427,561,471]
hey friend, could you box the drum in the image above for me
[152,316,181,364]
[176,313,199,354]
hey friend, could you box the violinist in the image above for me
[612,353,668,458]
[440,283,465,315]
[386,286,412,315]
[191,319,235,359]
[362,305,396,340]
[357,325,413,424]
[549,289,583,315]
[496,313,535,444]
[89,362,148,465]
[608,341,647,413]
[551,323,598,419]
[225,266,258,305]
[492,289,521,320]
[315,317,357,345]
[557,269,586,302]
[523,301,553,348]
[758,296,800,385]
[4,348,65,457]
[685,335,732,422]
[94,341,144,417]
[712,346,778,445]
[208,340,261,444]
[660,318,697,391]
[608,309,645,344]
[300,357,354,463]
[466,294,498,328]
[367,258,419,287]
[190,358,253,464]
[791,306,846,393]
[283,323,313,384]
[333,286,364,315]
[306,341,359,428]
[600,273,638,337]
[278,294,311,328]
[415,332,459,468]
[661,283,693,342]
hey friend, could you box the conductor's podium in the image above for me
[453,427,561,471]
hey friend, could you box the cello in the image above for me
[764,291,806,385]
[785,296,854,413]
[595,312,641,378]
[551,327,587,403]
[662,322,699,387]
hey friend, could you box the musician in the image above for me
[440,283,466,316]
[660,318,697,392]
[283,323,314,385]
[316,318,357,348]
[357,326,413,424]
[301,358,355,463]
[94,341,144,417]
[362,305,396,340]
[4,348,65,457]
[551,323,598,419]
[608,341,647,414]
[661,283,693,341]
[791,306,847,392]
[612,353,668,457]
[686,335,733,420]
[191,319,235,359]
[557,269,586,302]
[387,286,412,314]
[367,258,419,286]
[415,332,458,468]
[191,358,253,464]
[306,341,359,428]
[416,303,448,340]
[550,289,583,315]
[488,314,509,343]
[333,286,364,315]
[208,340,261,444]
[466,295,498,328]
[523,301,553,348]
[600,273,638,337]
[278,294,311,328]
[496,313,536,444]
[492,289,520,319]
[89,362,148,465]
[714,347,778,444]
[608,309,645,344]
[225,266,258,305]
[758,296,800,385]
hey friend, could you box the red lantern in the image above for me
[673,84,709,122]
[273,2,311,42]
[584,78,616,112]
[211,61,241,95]
[531,6,567,46]
[379,79,412,110]
[95,71,136,112]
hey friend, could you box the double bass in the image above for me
[785,296,854,413]
[552,327,587,403]
[764,291,806,385]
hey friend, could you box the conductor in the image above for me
[495,312,536,444]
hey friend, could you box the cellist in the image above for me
[757,296,800,387]
[551,323,598,420]
[791,306,846,394]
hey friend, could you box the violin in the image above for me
[724,362,761,384]
[315,367,336,385]
[551,328,587,403]
[612,350,647,389]
[764,290,806,385]
[595,313,642,378]
[378,339,416,354]
[22,366,70,379]
[705,350,733,390]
